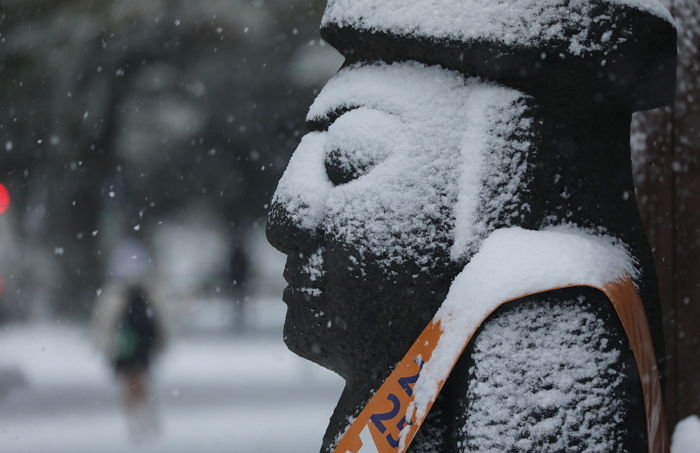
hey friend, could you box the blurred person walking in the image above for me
[93,239,167,441]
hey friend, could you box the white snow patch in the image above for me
[325,108,401,181]
[272,132,333,230]
[672,416,700,453]
[323,0,673,55]
[452,88,534,259]
[409,226,637,428]
[460,299,625,451]
[302,247,326,282]
[274,62,533,270]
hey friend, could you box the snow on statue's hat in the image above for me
[321,0,676,110]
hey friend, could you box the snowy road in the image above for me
[0,322,344,453]
[5,322,696,453]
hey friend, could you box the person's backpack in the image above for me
[115,322,139,360]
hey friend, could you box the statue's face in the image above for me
[267,62,530,377]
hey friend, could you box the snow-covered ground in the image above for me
[0,302,344,453]
[0,303,697,453]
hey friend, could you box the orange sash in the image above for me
[332,277,667,453]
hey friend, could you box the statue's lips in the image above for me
[283,285,324,307]
[283,259,326,287]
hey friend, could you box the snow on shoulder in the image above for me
[409,226,639,424]
[323,0,673,55]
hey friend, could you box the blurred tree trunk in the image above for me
[633,0,700,429]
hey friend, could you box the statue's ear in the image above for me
[451,90,542,262]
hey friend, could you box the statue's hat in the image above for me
[321,0,676,110]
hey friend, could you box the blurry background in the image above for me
[0,1,345,452]
[0,0,697,452]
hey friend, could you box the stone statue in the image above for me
[267,1,676,451]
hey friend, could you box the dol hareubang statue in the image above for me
[266,1,676,452]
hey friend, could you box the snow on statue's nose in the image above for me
[266,132,333,255]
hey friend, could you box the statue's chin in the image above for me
[283,313,328,364]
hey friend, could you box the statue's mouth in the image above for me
[282,247,327,307]
[282,284,324,307]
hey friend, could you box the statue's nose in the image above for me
[266,201,321,255]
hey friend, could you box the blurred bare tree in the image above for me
[0,0,340,319]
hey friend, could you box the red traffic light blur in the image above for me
[0,184,10,215]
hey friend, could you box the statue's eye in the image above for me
[325,147,372,185]
[323,108,400,186]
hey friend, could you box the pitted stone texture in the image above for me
[459,296,644,453]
